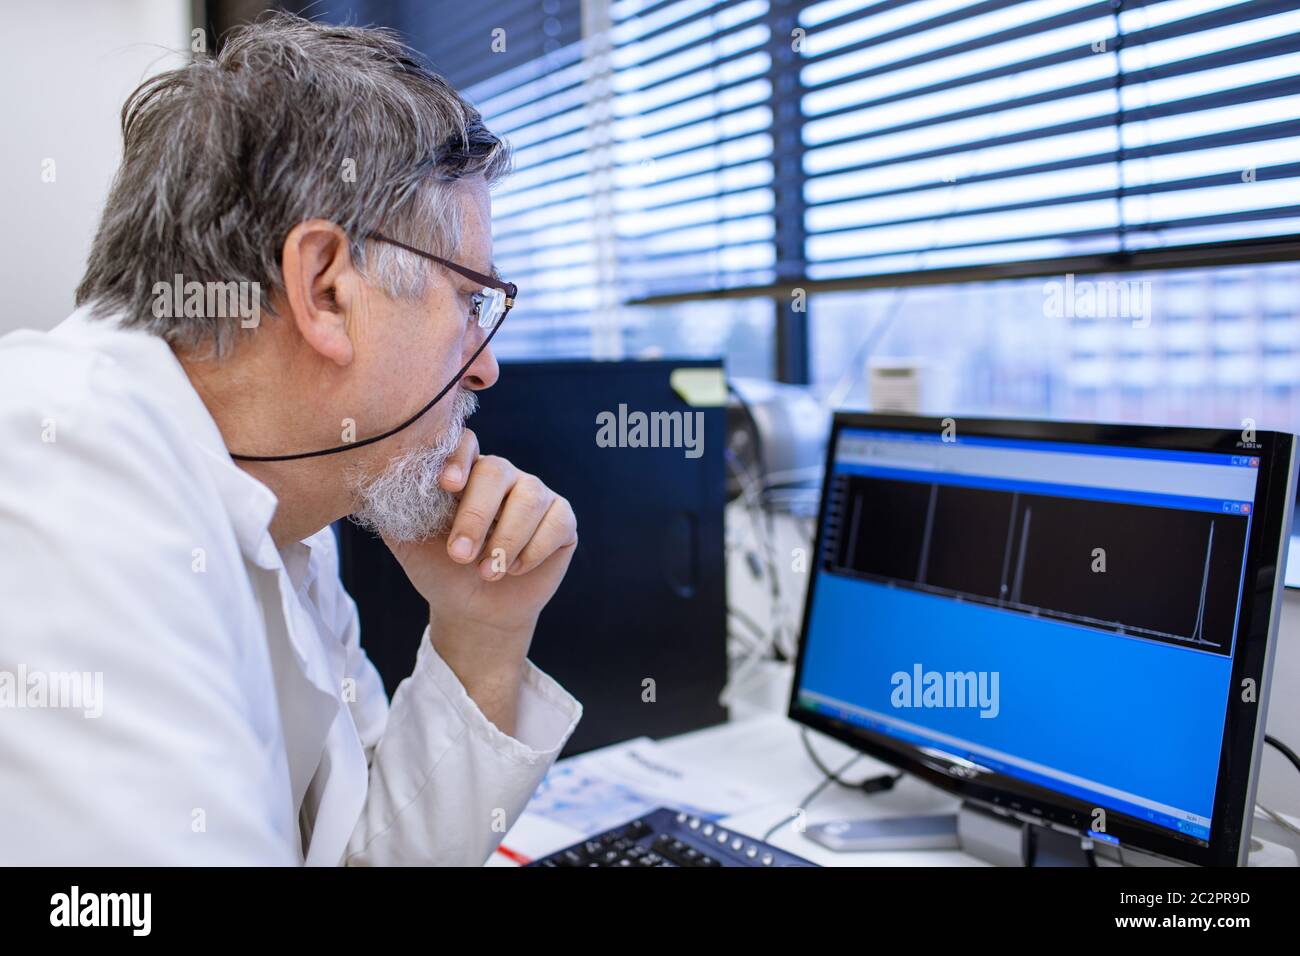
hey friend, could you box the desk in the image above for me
[501,713,984,866]
[503,711,1300,867]
[652,714,989,867]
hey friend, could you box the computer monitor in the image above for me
[789,413,1296,866]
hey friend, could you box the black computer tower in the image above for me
[336,358,728,755]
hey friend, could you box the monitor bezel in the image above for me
[787,412,1295,867]
[1285,486,1300,589]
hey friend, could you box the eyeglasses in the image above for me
[366,232,517,330]
[229,233,512,464]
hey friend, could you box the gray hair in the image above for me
[75,12,510,358]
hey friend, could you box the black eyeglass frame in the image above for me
[366,231,516,329]
[226,234,514,463]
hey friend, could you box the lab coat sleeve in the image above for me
[331,575,583,866]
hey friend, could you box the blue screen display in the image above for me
[796,428,1261,845]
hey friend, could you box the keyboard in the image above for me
[527,807,818,867]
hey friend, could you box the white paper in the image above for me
[524,736,763,838]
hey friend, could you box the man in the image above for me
[0,13,581,864]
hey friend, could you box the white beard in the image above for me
[347,388,479,543]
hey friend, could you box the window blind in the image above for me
[798,0,1300,280]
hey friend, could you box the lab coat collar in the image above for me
[55,305,282,566]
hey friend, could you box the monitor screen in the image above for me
[791,417,1293,865]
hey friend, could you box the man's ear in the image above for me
[280,219,359,368]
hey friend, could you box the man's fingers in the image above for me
[438,427,479,492]
[443,453,575,579]
[446,455,517,563]
[478,475,554,580]
[509,497,578,576]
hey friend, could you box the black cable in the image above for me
[1265,734,1300,778]
[772,733,1298,854]
[229,305,505,462]
[762,751,858,843]
[1057,737,1300,864]
[760,731,906,843]
[800,727,903,793]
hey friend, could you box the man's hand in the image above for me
[383,427,577,736]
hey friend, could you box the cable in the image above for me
[722,444,794,682]
[1265,734,1300,779]
[762,750,860,843]
[726,607,768,649]
[1074,737,1300,867]
[726,382,792,658]
[1080,835,1098,867]
[229,287,505,462]
[760,731,906,843]
[1255,803,1300,840]
[800,728,903,793]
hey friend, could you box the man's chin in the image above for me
[347,454,459,543]
[349,497,456,543]
[345,388,476,542]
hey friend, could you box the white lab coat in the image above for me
[0,306,581,865]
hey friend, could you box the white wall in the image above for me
[0,1,192,335]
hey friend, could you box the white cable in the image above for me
[1256,802,1300,839]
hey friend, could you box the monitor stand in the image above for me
[804,802,1093,866]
